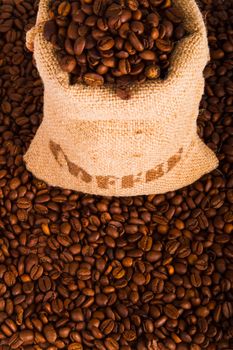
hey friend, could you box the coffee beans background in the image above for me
[0,0,233,349]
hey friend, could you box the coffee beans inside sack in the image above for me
[43,0,187,99]
[24,0,218,196]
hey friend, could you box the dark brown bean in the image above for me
[59,56,77,73]
[83,73,104,86]
[43,324,57,343]
[128,32,144,52]
[74,37,86,56]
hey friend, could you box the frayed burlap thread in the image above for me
[24,0,218,196]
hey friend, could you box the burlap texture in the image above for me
[24,0,218,196]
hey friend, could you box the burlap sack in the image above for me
[24,0,218,196]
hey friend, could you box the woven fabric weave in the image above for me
[24,0,218,196]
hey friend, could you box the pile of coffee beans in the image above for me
[44,0,186,99]
[0,0,233,349]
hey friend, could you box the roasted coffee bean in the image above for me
[118,59,131,75]
[4,271,16,287]
[145,64,160,79]
[156,38,173,52]
[74,37,86,56]
[98,36,115,51]
[105,3,122,18]
[67,21,79,39]
[139,50,156,61]
[123,330,137,341]
[68,344,83,350]
[128,32,144,52]
[19,330,34,344]
[72,9,86,23]
[119,23,130,39]
[44,0,186,98]
[38,276,52,292]
[104,337,119,350]
[83,72,104,86]
[59,56,77,72]
[44,20,57,41]
[131,21,144,35]
[58,1,71,16]
[112,265,126,279]
[127,0,139,11]
[43,323,57,343]
[100,319,115,335]
[164,304,179,319]
[133,272,146,285]
[138,236,153,251]
[165,7,183,24]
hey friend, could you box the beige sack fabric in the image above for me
[24,0,218,196]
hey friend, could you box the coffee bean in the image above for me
[154,315,168,328]
[143,319,154,333]
[58,1,71,16]
[100,319,115,335]
[123,330,137,341]
[68,344,83,350]
[70,308,83,322]
[118,59,131,75]
[146,251,162,262]
[72,9,86,23]
[132,272,146,285]
[138,236,153,251]
[44,20,57,41]
[128,32,144,52]
[145,64,161,79]
[127,0,139,11]
[59,56,77,73]
[196,306,210,318]
[174,262,187,274]
[16,198,32,209]
[96,293,109,306]
[30,265,43,280]
[92,0,106,16]
[4,271,16,287]
[112,262,124,278]
[139,50,157,60]
[38,276,52,292]
[131,21,144,34]
[164,304,179,319]
[211,49,225,60]
[19,330,34,344]
[190,271,202,288]
[43,324,57,343]
[106,3,122,18]
[151,277,164,293]
[98,36,115,51]
[104,337,119,350]
[156,38,173,52]
[222,301,233,319]
[74,37,86,56]
[165,8,182,24]
[83,72,104,86]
